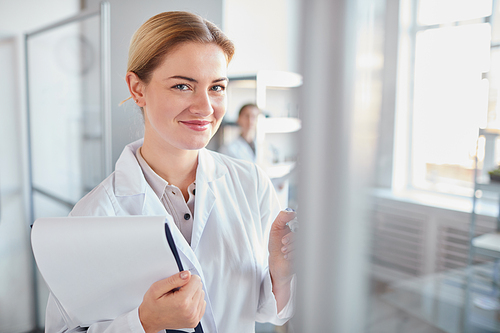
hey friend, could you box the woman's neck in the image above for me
[141,138,198,201]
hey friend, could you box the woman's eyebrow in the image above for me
[167,76,228,83]
[168,75,197,82]
[213,77,228,83]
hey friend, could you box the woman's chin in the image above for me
[180,139,211,151]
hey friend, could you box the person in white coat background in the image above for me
[219,103,261,163]
[44,11,296,333]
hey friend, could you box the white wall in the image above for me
[224,0,301,75]
[0,0,79,35]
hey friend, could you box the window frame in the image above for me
[389,0,499,199]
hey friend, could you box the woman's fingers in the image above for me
[194,287,207,323]
[150,270,191,298]
[139,273,206,332]
[281,232,295,258]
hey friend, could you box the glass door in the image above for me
[0,35,35,333]
[24,2,111,327]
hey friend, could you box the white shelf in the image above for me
[472,232,500,252]
[264,162,296,179]
[475,181,500,193]
[258,117,301,134]
[229,70,303,88]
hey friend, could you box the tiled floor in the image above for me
[255,292,447,333]
[364,279,447,333]
[255,322,284,333]
[256,277,475,333]
[366,293,447,333]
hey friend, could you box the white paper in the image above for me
[31,215,180,329]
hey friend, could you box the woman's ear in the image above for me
[125,72,146,107]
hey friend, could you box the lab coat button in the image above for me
[184,213,191,220]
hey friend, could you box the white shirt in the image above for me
[44,139,294,333]
[136,147,195,244]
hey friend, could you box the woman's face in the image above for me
[141,42,228,152]
[238,106,260,134]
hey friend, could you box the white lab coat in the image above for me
[44,139,292,333]
[219,136,256,163]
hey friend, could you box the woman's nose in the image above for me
[190,91,214,116]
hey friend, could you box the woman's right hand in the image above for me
[138,270,206,333]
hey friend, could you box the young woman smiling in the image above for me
[44,11,296,333]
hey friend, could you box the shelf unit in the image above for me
[470,128,500,248]
[467,128,500,327]
[227,70,302,164]
[223,70,303,208]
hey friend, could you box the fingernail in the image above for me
[284,207,295,212]
[282,246,287,253]
[284,254,288,259]
[180,271,189,279]
[283,237,290,244]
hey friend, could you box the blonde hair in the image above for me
[128,11,234,85]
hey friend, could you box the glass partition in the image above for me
[26,3,110,217]
[0,35,35,333]
[24,3,110,327]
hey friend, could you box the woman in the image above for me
[45,11,296,333]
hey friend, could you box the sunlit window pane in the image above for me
[492,4,500,43]
[412,24,491,195]
[487,49,500,128]
[418,0,492,26]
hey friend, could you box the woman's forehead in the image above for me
[154,42,227,79]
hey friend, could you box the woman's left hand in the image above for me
[268,209,296,312]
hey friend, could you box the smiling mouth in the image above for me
[180,120,211,131]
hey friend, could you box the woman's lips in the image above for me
[180,120,211,131]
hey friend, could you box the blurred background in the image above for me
[1,0,500,332]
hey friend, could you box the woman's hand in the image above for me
[268,209,296,312]
[138,270,206,333]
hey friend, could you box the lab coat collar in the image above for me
[114,139,146,197]
[114,139,229,251]
[114,139,227,196]
[197,148,228,182]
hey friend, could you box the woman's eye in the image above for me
[173,84,189,91]
[211,85,225,92]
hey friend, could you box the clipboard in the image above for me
[31,215,203,332]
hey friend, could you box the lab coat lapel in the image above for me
[141,187,218,333]
[191,149,227,252]
[141,187,198,268]
[132,160,201,275]
[191,177,216,252]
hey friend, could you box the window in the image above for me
[395,0,499,197]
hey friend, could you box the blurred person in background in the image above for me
[219,103,261,163]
